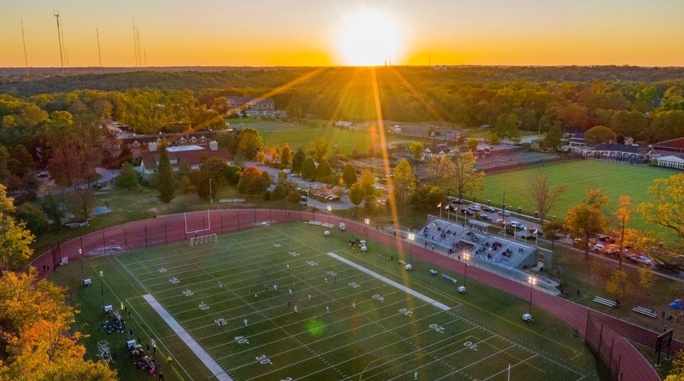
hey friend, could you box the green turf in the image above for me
[477,160,679,229]
[51,222,598,380]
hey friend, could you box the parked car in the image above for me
[627,255,652,266]
[483,205,497,212]
[498,209,511,216]
[468,203,482,211]
[480,215,493,222]
[509,221,525,230]
[593,243,604,252]
[447,196,463,204]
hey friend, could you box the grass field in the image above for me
[478,160,679,229]
[52,222,599,381]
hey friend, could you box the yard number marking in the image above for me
[256,354,273,365]
[464,341,478,351]
[273,243,282,248]
[183,289,193,296]
[372,294,384,302]
[288,251,300,257]
[429,323,445,333]
[235,336,249,345]
[348,282,360,289]
[281,378,293,381]
[158,267,167,273]
[169,277,180,284]
[306,260,318,266]
[325,271,337,276]
[399,308,412,316]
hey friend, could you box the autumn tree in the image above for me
[393,159,417,208]
[0,269,118,381]
[408,142,424,161]
[316,158,333,181]
[494,113,520,139]
[349,182,365,209]
[425,156,455,190]
[665,350,684,381]
[638,173,684,252]
[155,144,175,205]
[526,173,568,223]
[14,203,48,236]
[544,124,564,150]
[585,125,617,146]
[342,164,357,186]
[237,166,269,194]
[453,152,485,199]
[564,189,609,259]
[605,268,631,300]
[0,187,35,272]
[237,127,264,160]
[307,137,331,162]
[358,169,376,197]
[467,138,479,152]
[412,185,445,210]
[281,145,292,168]
[611,196,635,268]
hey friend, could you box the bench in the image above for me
[633,306,657,319]
[593,296,617,308]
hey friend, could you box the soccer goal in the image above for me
[190,233,217,247]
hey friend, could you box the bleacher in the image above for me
[417,218,537,270]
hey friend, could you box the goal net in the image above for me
[190,233,217,247]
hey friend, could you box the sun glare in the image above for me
[337,8,403,66]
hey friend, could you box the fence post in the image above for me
[145,225,148,247]
[237,210,240,231]
[616,355,621,380]
[584,309,591,342]
[598,324,604,357]
[165,223,168,245]
[124,229,128,250]
[608,338,615,373]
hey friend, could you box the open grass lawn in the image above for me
[50,222,598,381]
[478,160,679,230]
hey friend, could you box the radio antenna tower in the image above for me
[20,18,29,75]
[53,11,65,74]
[97,28,102,71]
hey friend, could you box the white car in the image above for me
[468,203,482,211]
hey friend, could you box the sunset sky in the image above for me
[1,0,683,67]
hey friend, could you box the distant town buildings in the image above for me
[227,96,274,111]
[139,141,232,179]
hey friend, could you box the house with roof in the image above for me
[139,141,232,179]
[227,96,274,111]
[335,121,356,130]
[422,144,456,160]
[106,130,221,159]
[650,137,684,170]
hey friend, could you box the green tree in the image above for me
[393,159,417,207]
[307,138,331,162]
[526,173,569,223]
[0,145,10,184]
[494,113,519,139]
[541,220,565,249]
[66,184,99,221]
[408,142,424,161]
[0,215,35,273]
[585,125,617,146]
[342,164,357,187]
[349,183,365,208]
[412,185,445,210]
[237,167,269,194]
[452,152,485,199]
[564,189,609,259]
[466,138,479,152]
[291,148,305,174]
[237,127,264,160]
[544,124,564,150]
[426,156,455,191]
[301,157,317,181]
[115,162,140,190]
[155,145,175,205]
[606,268,631,300]
[39,194,65,229]
[14,203,48,236]
[316,158,333,181]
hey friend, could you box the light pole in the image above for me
[502,189,507,235]
[99,270,104,309]
[463,252,470,288]
[528,276,536,314]
[327,205,332,227]
[209,178,213,204]
[364,218,369,243]
[408,233,415,264]
[79,249,83,280]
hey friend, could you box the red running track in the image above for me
[31,209,666,381]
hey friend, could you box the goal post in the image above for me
[190,233,217,247]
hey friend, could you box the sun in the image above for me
[337,8,403,66]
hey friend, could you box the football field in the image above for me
[77,222,597,380]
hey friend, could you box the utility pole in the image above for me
[96,28,102,71]
[20,18,29,75]
[54,11,65,74]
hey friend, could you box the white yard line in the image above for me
[326,252,451,311]
[142,294,233,381]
